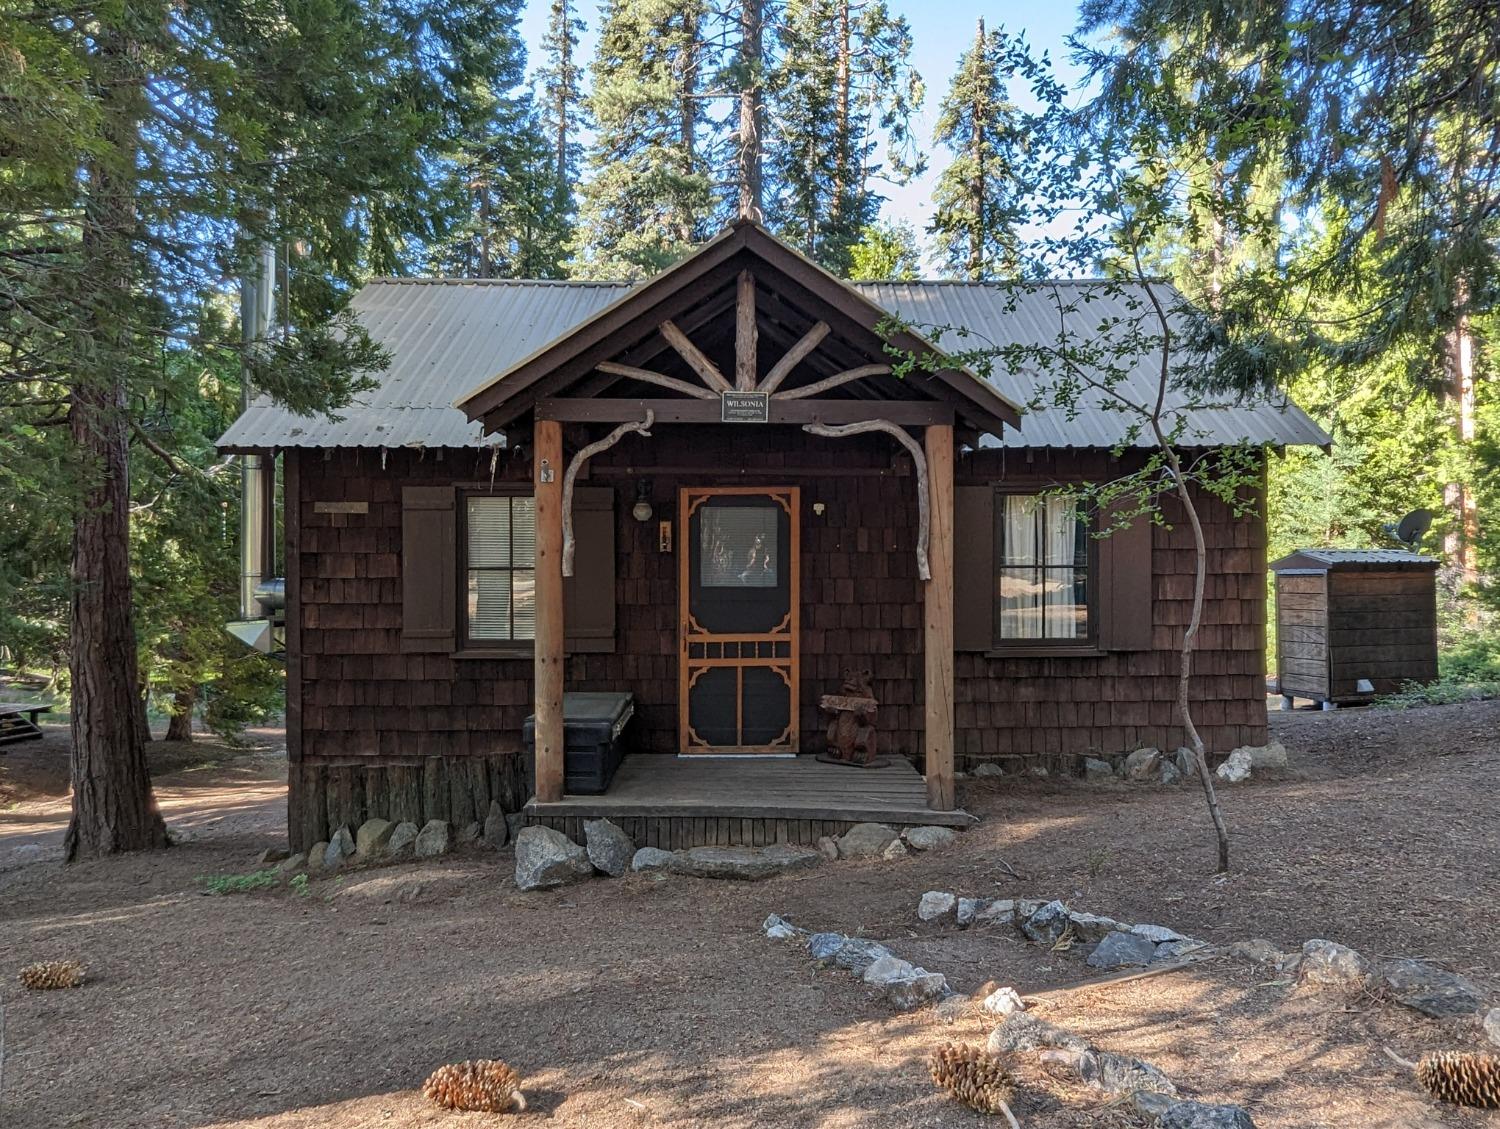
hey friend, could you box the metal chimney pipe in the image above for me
[238,244,276,621]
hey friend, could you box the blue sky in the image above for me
[517,0,1089,251]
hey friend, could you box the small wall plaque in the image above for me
[313,500,369,514]
[720,390,769,423]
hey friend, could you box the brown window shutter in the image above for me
[1098,501,1153,650]
[953,484,995,651]
[400,485,456,653]
[565,486,616,653]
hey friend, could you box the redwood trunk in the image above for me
[65,24,167,861]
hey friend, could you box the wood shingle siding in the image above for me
[283,437,1269,849]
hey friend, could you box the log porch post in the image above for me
[534,417,566,802]
[923,423,955,810]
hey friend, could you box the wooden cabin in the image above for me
[219,222,1327,852]
[1270,549,1439,707]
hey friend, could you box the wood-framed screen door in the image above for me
[679,486,800,755]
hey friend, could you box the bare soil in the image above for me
[1,702,1497,1129]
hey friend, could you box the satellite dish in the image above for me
[1394,509,1433,548]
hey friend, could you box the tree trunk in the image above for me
[554,0,572,190]
[969,19,986,280]
[832,0,852,236]
[1442,279,1477,587]
[1161,440,1231,873]
[736,0,764,220]
[65,22,168,862]
[135,689,152,745]
[477,182,492,279]
[677,19,700,245]
[165,688,195,743]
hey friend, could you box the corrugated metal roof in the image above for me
[1270,549,1438,571]
[218,278,632,450]
[857,280,1330,449]
[217,276,1328,451]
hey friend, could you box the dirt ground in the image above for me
[1,702,1497,1129]
[0,723,287,865]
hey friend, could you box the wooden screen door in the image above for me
[679,487,800,755]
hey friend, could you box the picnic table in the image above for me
[0,703,51,747]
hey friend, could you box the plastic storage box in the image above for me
[523,691,634,795]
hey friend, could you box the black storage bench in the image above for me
[523,692,634,795]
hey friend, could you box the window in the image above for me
[465,495,536,643]
[994,493,1091,642]
[699,505,779,588]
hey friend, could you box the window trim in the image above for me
[458,486,537,651]
[988,486,1099,651]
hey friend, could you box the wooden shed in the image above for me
[1270,549,1439,707]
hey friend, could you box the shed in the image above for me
[1269,550,1439,707]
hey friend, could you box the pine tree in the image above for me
[571,0,719,277]
[0,0,526,857]
[536,0,587,207]
[929,20,1025,280]
[768,0,924,273]
[437,96,573,279]
[1079,0,1499,589]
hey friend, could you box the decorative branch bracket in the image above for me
[562,410,654,577]
[802,420,930,581]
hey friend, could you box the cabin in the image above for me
[1270,549,1439,707]
[218,222,1327,853]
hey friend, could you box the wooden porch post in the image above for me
[534,417,566,802]
[924,424,955,810]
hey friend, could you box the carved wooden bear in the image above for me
[823,667,878,765]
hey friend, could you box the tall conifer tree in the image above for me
[536,0,587,206]
[0,0,527,857]
[571,0,719,277]
[929,20,1026,280]
[768,0,923,273]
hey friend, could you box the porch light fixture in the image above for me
[632,479,654,523]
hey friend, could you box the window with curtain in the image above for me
[465,495,536,642]
[994,493,1091,642]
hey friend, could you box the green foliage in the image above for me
[570,0,718,277]
[768,0,924,273]
[847,221,922,281]
[1,0,540,750]
[198,869,281,896]
[929,20,1026,280]
[290,873,310,897]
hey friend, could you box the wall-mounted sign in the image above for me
[720,390,770,423]
[313,500,369,514]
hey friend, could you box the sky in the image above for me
[516,0,1089,248]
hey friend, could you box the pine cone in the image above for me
[930,1042,1017,1115]
[19,960,85,991]
[1417,1051,1500,1109]
[422,1059,526,1113]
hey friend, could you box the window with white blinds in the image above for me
[466,495,536,642]
[995,493,1091,641]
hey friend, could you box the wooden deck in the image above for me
[524,754,974,849]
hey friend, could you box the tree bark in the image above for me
[165,688,195,743]
[553,0,573,189]
[1161,444,1232,873]
[1442,278,1477,586]
[64,22,168,861]
[736,0,764,220]
[135,689,152,745]
[969,19,986,280]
